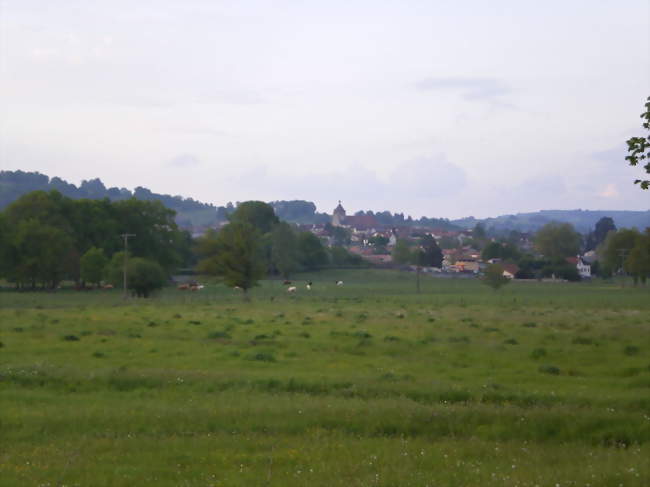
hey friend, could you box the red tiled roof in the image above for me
[344,215,379,228]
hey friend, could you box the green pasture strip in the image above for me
[1,433,647,486]
[0,270,649,485]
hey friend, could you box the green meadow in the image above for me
[1,270,649,486]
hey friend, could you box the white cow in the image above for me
[287,286,297,293]
[336,280,344,286]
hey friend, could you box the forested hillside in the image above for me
[453,209,650,234]
[0,171,218,228]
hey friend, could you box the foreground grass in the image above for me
[1,270,649,485]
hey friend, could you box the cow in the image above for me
[287,286,297,293]
[177,284,190,290]
[306,280,312,290]
[283,280,292,285]
[336,280,344,286]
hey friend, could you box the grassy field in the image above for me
[1,269,649,486]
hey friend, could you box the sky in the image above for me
[0,0,648,219]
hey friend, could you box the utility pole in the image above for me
[121,233,136,299]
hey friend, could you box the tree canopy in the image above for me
[196,222,266,294]
[0,190,190,289]
[229,201,279,235]
[625,96,650,189]
[534,222,581,260]
[481,263,510,290]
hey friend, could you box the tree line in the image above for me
[0,194,364,295]
[454,217,650,283]
[0,190,192,291]
[196,201,366,296]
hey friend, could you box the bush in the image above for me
[538,364,560,375]
[208,330,231,339]
[481,264,510,290]
[530,347,547,359]
[247,352,276,362]
[624,345,640,356]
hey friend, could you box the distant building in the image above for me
[332,201,346,227]
[455,259,480,273]
[501,263,520,279]
[567,256,591,279]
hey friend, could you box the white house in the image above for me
[567,256,591,279]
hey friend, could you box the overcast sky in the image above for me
[0,1,648,218]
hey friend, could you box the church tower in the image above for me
[332,200,346,227]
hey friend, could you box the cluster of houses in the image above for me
[185,200,594,280]
[310,201,593,280]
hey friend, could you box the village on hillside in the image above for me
[190,200,595,281]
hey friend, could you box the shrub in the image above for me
[538,364,560,375]
[419,336,437,344]
[208,330,231,339]
[353,331,372,339]
[92,351,105,358]
[63,335,80,341]
[624,345,640,356]
[481,264,510,290]
[384,335,400,342]
[530,347,547,359]
[572,336,594,345]
[503,338,518,345]
[247,352,276,362]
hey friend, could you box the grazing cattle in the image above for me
[287,286,297,293]
[336,280,344,286]
[102,284,114,290]
[283,280,292,285]
[306,280,313,290]
[234,286,243,291]
[177,284,190,290]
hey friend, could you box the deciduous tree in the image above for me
[482,263,510,290]
[229,201,279,234]
[625,96,650,189]
[198,222,266,297]
[534,222,581,260]
[80,247,108,287]
[126,257,166,297]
